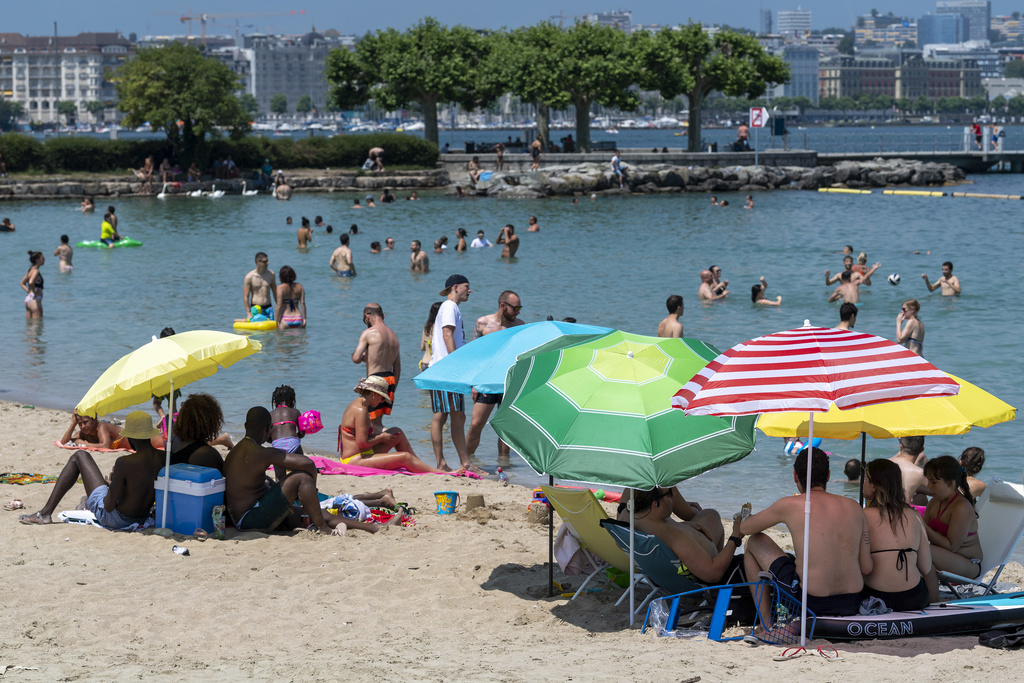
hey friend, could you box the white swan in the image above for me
[188,187,204,198]
[157,183,169,199]
[208,184,225,199]
[241,180,258,196]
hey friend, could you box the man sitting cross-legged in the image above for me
[21,411,164,529]
[225,406,401,535]
[741,447,872,630]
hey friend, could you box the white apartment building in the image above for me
[0,32,132,124]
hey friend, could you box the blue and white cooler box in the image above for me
[155,464,226,535]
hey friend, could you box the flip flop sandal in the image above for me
[192,528,209,542]
[817,645,843,661]
[773,646,809,661]
[3,499,24,511]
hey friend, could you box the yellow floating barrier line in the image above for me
[882,190,947,197]
[818,188,872,194]
[951,192,1023,200]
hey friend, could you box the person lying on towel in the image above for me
[619,487,745,584]
[60,410,125,449]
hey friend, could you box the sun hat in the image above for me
[120,411,160,439]
[354,376,392,402]
[439,273,469,296]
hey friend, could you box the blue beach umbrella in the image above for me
[412,321,610,395]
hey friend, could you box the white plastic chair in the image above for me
[938,479,1024,598]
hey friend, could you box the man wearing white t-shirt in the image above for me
[429,274,487,475]
[470,231,493,248]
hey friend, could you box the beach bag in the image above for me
[979,626,1024,649]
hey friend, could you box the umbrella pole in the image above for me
[629,496,635,626]
[548,475,554,598]
[160,378,175,529]
[800,413,814,648]
[858,432,867,507]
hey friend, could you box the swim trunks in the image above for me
[271,436,302,453]
[473,392,503,405]
[100,238,115,246]
[86,485,150,530]
[862,578,929,612]
[430,390,464,414]
[336,270,354,277]
[368,372,396,420]
[233,483,293,532]
[768,554,862,617]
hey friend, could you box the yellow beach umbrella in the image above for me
[77,330,261,418]
[756,374,1015,440]
[75,330,262,530]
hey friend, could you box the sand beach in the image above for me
[1,400,1022,681]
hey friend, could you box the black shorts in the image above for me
[768,554,861,617]
[862,577,929,612]
[473,392,503,405]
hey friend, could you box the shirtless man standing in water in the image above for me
[410,240,429,272]
[297,217,313,248]
[243,252,277,319]
[351,303,401,433]
[329,234,356,277]
[467,291,524,460]
[922,261,961,297]
[54,234,74,272]
[657,294,684,338]
[497,224,519,258]
[828,262,880,305]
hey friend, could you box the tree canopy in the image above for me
[296,94,313,114]
[327,17,493,144]
[113,42,249,163]
[1003,59,1024,79]
[637,24,789,152]
[270,94,288,115]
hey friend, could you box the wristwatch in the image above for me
[728,536,743,547]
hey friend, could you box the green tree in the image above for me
[637,24,789,152]
[0,98,25,130]
[84,100,107,123]
[296,94,313,114]
[1007,95,1024,117]
[968,95,988,113]
[896,97,913,115]
[838,34,855,55]
[239,93,259,118]
[326,17,494,145]
[270,94,288,115]
[914,95,933,114]
[1003,60,1024,78]
[57,100,77,125]
[489,23,571,148]
[791,96,813,114]
[113,42,248,163]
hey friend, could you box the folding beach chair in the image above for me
[540,485,652,605]
[939,479,1024,598]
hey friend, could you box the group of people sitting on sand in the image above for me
[19,376,453,535]
[623,442,985,630]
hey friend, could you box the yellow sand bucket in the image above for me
[433,490,459,514]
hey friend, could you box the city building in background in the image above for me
[937,0,991,43]
[820,53,982,99]
[918,13,968,45]
[777,7,812,43]
[580,10,632,33]
[242,31,333,115]
[778,45,820,104]
[855,15,917,48]
[0,31,132,124]
[924,42,1000,78]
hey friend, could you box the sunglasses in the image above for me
[503,303,522,312]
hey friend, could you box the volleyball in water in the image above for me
[887,273,901,286]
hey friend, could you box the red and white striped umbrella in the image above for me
[670,321,959,647]
[672,323,960,416]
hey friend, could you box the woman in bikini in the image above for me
[923,455,983,600]
[269,385,304,455]
[455,228,468,252]
[896,299,924,356]
[21,251,45,319]
[275,265,306,329]
[338,376,446,473]
[861,459,932,611]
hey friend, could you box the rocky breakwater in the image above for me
[459,159,967,199]
[0,169,451,201]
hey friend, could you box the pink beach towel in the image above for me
[309,455,481,479]
[54,439,133,453]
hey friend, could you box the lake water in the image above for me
[1,162,1021,557]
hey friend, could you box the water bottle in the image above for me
[497,467,509,486]
[211,505,226,540]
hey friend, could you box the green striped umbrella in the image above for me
[490,331,758,489]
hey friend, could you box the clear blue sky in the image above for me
[4,1,1019,37]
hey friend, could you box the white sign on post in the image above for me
[749,106,769,128]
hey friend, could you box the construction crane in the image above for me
[153,9,307,48]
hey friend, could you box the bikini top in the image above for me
[870,548,915,581]
[272,405,297,427]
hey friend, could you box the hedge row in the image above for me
[0,132,438,173]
